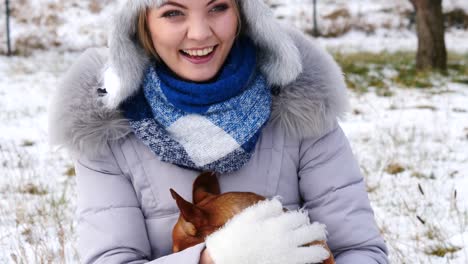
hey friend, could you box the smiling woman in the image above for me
[139,0,240,82]
[48,0,389,263]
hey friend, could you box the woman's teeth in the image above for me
[182,46,215,57]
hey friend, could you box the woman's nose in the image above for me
[187,18,213,41]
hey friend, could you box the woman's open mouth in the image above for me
[180,45,218,64]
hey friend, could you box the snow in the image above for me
[0,51,79,263]
[316,29,468,53]
[339,84,468,263]
[0,0,468,263]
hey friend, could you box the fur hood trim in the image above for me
[102,0,303,109]
[48,48,133,157]
[271,28,349,139]
[48,26,349,159]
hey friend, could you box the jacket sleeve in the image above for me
[75,142,205,263]
[298,122,389,264]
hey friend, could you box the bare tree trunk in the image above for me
[410,0,447,71]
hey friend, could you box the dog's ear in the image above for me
[193,171,221,204]
[170,189,207,231]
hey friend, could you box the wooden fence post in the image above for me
[313,0,319,36]
[5,0,12,56]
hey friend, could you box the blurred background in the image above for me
[0,0,467,263]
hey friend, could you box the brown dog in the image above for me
[170,171,335,264]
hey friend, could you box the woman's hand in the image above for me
[200,249,215,264]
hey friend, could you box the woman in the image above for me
[49,0,388,263]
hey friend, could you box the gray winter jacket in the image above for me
[48,2,388,262]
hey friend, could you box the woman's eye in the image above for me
[210,4,229,13]
[161,10,183,18]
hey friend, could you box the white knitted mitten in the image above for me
[205,198,329,264]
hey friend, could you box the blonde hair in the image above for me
[138,9,159,59]
[137,1,242,59]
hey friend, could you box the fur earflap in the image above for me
[103,0,155,109]
[103,0,303,109]
[238,0,303,86]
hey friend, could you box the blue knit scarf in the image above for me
[122,37,271,173]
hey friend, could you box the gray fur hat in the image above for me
[102,0,303,109]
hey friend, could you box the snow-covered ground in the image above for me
[0,51,79,263]
[0,0,467,263]
[342,85,468,263]
[316,29,468,53]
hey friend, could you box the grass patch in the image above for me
[448,53,468,84]
[385,163,406,175]
[18,183,48,196]
[411,171,436,180]
[414,105,438,111]
[426,245,462,257]
[64,165,76,177]
[333,51,468,94]
[21,140,35,147]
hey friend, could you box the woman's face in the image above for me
[147,0,239,82]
